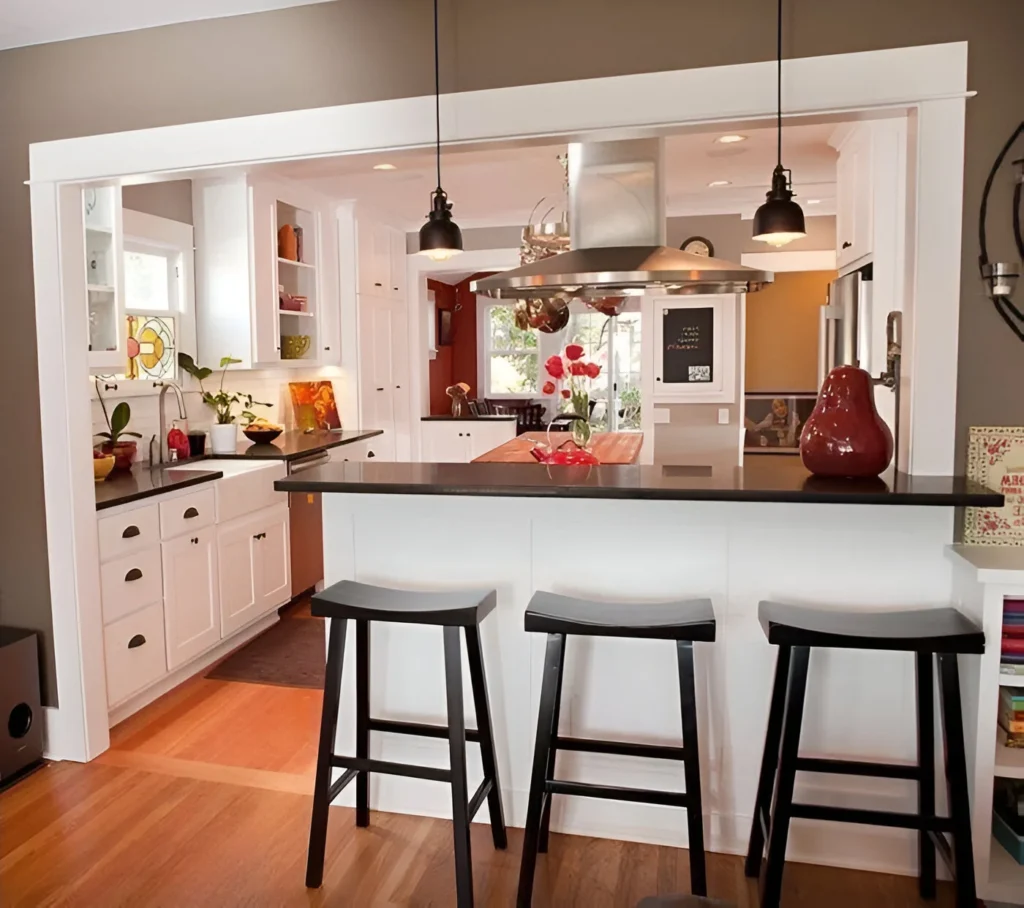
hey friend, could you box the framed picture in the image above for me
[964,426,1024,546]
[437,308,454,346]
[744,393,817,454]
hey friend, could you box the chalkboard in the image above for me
[662,306,714,384]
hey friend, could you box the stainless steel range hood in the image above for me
[473,138,772,298]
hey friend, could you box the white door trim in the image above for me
[30,41,969,760]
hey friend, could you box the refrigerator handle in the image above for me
[818,303,841,388]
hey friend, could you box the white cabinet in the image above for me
[389,228,408,299]
[103,602,167,708]
[81,186,127,371]
[834,127,874,271]
[162,526,220,670]
[359,294,410,460]
[357,221,406,300]
[328,437,386,462]
[216,503,290,637]
[420,419,518,462]
[193,175,339,369]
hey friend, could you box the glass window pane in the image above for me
[488,305,537,351]
[125,251,170,312]
[489,353,538,395]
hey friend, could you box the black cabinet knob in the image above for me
[128,634,146,649]
[324,346,331,351]
[374,282,382,287]
[367,451,376,458]
[842,241,852,249]
[655,377,662,382]
[376,387,385,392]
[121,525,140,539]
[190,537,199,545]
[124,568,143,582]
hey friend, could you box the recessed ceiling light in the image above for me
[373,163,397,171]
[707,180,732,187]
[806,199,821,205]
[716,135,747,144]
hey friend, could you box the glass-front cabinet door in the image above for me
[83,185,126,371]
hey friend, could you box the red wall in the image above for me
[427,272,493,415]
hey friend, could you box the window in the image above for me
[483,304,539,395]
[124,249,171,312]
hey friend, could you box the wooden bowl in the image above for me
[243,426,283,445]
[93,454,116,481]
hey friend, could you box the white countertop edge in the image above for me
[947,544,1024,585]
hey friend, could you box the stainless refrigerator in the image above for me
[819,269,872,383]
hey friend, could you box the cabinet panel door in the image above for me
[217,516,259,637]
[389,299,411,461]
[162,526,220,669]
[421,423,471,462]
[318,207,341,364]
[389,227,407,299]
[467,420,517,460]
[256,504,291,613]
[250,181,281,364]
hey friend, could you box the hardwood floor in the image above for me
[0,609,961,906]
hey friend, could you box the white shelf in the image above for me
[85,224,113,235]
[279,309,315,318]
[1001,674,1024,688]
[278,257,315,270]
[987,834,1024,902]
[995,728,1024,778]
[87,284,115,293]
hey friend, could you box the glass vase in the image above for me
[571,417,592,448]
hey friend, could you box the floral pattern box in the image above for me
[965,426,1024,546]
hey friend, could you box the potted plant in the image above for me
[540,343,602,448]
[95,401,142,470]
[178,353,270,455]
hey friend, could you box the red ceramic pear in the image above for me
[800,365,894,478]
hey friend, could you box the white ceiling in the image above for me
[0,0,332,51]
[271,122,839,229]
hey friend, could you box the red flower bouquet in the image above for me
[540,344,603,448]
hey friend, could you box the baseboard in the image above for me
[107,613,279,728]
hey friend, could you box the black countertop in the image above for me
[95,466,223,511]
[420,415,517,421]
[219,429,383,461]
[275,456,1002,507]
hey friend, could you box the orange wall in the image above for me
[745,270,836,392]
[427,272,492,414]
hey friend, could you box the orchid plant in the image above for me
[540,343,602,447]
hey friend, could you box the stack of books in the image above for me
[1001,687,1024,748]
[1001,599,1024,678]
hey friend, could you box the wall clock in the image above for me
[680,236,714,257]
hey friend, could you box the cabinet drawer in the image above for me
[100,545,163,625]
[97,503,160,563]
[103,602,167,707]
[160,487,216,539]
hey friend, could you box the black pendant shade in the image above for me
[752,165,806,247]
[418,0,462,261]
[419,189,463,261]
[753,0,806,247]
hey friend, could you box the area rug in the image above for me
[206,612,325,690]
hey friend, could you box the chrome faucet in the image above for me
[157,381,188,465]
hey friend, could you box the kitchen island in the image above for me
[276,459,999,879]
[472,431,644,464]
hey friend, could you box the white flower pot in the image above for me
[209,423,237,455]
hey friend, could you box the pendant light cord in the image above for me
[776,0,782,169]
[433,0,442,192]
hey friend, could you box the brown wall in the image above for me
[3,0,1022,702]
[745,271,837,392]
[427,279,456,414]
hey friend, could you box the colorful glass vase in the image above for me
[799,365,894,478]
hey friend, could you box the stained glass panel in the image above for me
[126,315,176,380]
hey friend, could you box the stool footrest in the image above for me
[468,778,493,820]
[331,755,452,783]
[794,756,919,781]
[546,778,690,808]
[369,718,481,743]
[555,735,686,761]
[790,802,955,832]
[327,767,358,802]
[929,829,955,876]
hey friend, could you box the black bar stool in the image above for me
[305,580,507,908]
[744,601,984,908]
[518,591,716,907]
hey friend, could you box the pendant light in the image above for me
[417,0,463,261]
[752,0,806,248]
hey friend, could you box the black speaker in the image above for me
[0,628,44,787]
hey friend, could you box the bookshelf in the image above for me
[274,198,319,363]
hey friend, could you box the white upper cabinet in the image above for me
[79,186,127,371]
[833,127,874,271]
[192,175,339,369]
[357,220,407,301]
[389,228,408,300]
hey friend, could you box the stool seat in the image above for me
[313,580,496,626]
[525,591,716,641]
[758,601,984,654]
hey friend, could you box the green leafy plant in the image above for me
[95,401,142,445]
[177,353,270,426]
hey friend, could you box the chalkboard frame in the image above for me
[651,295,737,404]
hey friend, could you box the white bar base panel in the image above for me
[321,493,971,879]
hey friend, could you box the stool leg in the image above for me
[760,645,810,908]
[355,619,370,828]
[744,645,792,878]
[444,626,474,908]
[538,633,566,854]
[916,651,936,899]
[464,624,508,850]
[306,617,348,888]
[517,632,566,908]
[937,652,977,908]
[677,640,707,897]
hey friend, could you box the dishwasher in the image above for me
[287,449,330,597]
